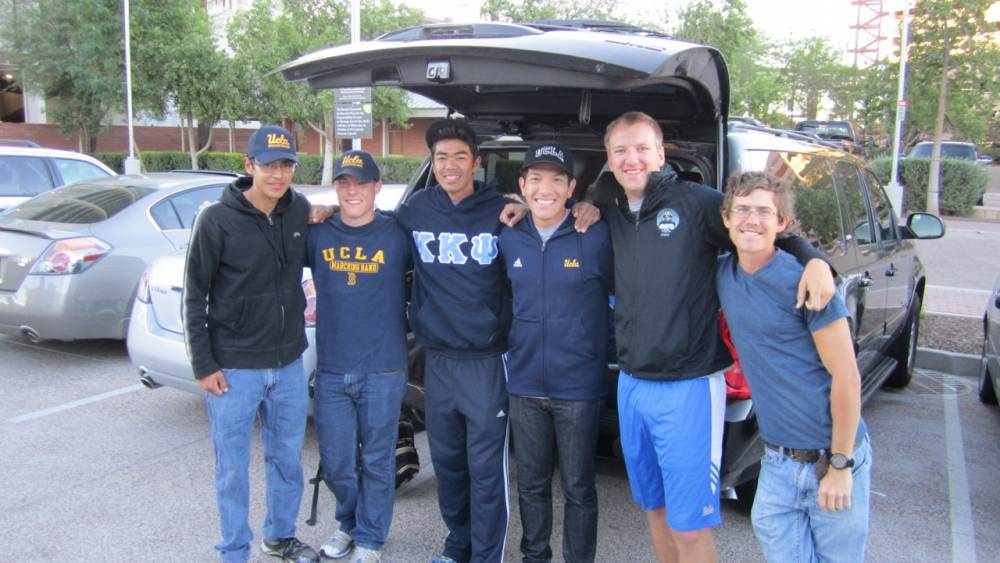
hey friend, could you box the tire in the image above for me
[979,336,999,405]
[884,296,921,388]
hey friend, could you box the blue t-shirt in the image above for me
[716,249,866,450]
[306,212,411,374]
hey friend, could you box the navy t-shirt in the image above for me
[716,249,867,450]
[306,212,411,374]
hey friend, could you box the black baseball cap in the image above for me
[333,150,380,183]
[247,125,298,164]
[425,119,479,156]
[521,142,574,179]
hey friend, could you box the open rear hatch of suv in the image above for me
[278,21,730,184]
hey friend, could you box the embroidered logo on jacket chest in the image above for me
[656,208,681,237]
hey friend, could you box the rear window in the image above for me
[0,155,56,196]
[909,143,975,160]
[2,183,156,223]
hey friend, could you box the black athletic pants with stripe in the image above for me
[425,349,510,563]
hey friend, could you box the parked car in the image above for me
[979,272,1000,406]
[0,140,116,212]
[277,20,945,499]
[793,120,861,155]
[907,141,979,162]
[0,171,236,342]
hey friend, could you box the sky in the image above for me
[401,0,913,64]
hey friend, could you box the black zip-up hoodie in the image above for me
[604,170,825,381]
[183,176,309,379]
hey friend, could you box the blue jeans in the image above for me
[751,437,873,563]
[509,395,601,563]
[205,358,308,563]
[313,370,407,550]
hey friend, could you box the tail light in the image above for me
[29,237,111,275]
[136,270,151,304]
[719,314,751,402]
[303,278,316,327]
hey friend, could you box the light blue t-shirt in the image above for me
[716,249,866,450]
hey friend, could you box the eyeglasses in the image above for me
[254,160,297,174]
[727,205,777,221]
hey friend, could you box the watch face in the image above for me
[829,453,853,470]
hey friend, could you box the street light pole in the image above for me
[350,0,361,151]
[886,0,910,216]
[122,0,140,174]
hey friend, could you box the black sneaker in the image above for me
[261,537,320,563]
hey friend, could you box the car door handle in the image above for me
[885,264,897,277]
[859,275,874,288]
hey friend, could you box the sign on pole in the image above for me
[335,102,374,139]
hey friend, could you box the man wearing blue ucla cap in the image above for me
[306,149,411,563]
[184,124,319,563]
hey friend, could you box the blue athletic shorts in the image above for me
[617,369,726,532]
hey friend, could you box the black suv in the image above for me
[279,21,945,498]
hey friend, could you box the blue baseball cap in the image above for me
[334,150,380,183]
[247,125,298,164]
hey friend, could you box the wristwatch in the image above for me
[829,453,855,470]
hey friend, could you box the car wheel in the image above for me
[885,296,921,388]
[979,335,998,405]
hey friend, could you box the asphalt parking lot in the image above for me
[1,335,998,562]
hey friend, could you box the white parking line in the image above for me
[7,384,145,424]
[928,285,992,295]
[943,389,977,562]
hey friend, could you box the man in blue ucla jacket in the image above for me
[395,119,512,563]
[499,143,613,563]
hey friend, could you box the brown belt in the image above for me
[765,436,865,464]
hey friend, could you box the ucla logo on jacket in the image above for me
[413,231,498,265]
[656,208,680,237]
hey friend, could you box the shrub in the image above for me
[93,152,125,173]
[376,156,423,183]
[143,151,194,172]
[869,157,988,216]
[295,155,324,184]
[199,152,245,173]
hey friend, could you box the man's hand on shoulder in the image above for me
[199,370,229,396]
[796,258,835,311]
[571,201,600,233]
[500,202,529,227]
[309,204,338,224]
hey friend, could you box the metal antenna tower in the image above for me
[850,0,888,67]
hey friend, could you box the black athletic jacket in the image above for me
[183,177,309,379]
[603,170,825,381]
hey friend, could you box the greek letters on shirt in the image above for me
[412,231,499,266]
[321,246,386,285]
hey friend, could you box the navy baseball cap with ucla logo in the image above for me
[334,150,380,183]
[522,142,574,179]
[247,125,298,164]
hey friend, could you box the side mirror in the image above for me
[902,213,945,240]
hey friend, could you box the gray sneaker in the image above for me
[320,530,354,559]
[350,547,381,563]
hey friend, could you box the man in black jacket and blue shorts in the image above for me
[184,125,319,563]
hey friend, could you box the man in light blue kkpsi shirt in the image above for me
[715,171,871,563]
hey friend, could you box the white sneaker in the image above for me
[319,530,354,559]
[350,547,381,563]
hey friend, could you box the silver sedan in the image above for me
[0,172,238,341]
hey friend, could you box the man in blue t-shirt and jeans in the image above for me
[715,171,871,562]
[306,151,411,563]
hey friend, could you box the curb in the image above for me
[915,347,980,377]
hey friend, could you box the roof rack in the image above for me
[728,122,838,148]
[0,139,41,148]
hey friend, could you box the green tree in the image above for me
[904,0,1000,213]
[480,0,621,22]
[778,37,845,120]
[1,0,123,152]
[230,0,422,183]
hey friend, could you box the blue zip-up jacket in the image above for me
[499,214,613,400]
[396,181,511,356]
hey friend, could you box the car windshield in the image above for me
[2,183,156,223]
[909,143,975,160]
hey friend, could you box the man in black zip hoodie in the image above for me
[396,119,512,563]
[183,125,318,563]
[597,112,835,563]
